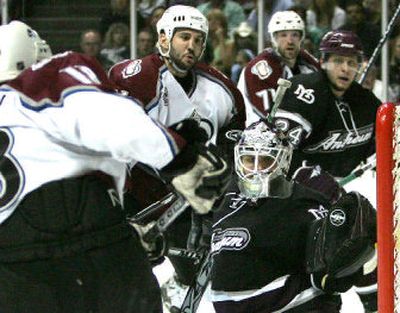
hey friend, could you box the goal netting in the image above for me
[377,102,399,312]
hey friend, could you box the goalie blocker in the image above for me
[306,191,376,293]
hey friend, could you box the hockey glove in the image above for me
[292,162,345,204]
[170,118,209,144]
[171,144,231,214]
[306,192,376,293]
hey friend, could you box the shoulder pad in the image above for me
[7,51,116,105]
[108,53,162,106]
[299,49,320,70]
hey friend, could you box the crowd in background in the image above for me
[8,0,400,101]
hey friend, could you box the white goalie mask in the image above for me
[234,121,293,199]
[0,21,52,83]
[156,5,208,59]
[268,10,305,48]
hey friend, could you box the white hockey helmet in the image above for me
[156,5,208,57]
[0,21,52,83]
[268,10,305,47]
[235,121,293,199]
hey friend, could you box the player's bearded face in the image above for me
[170,29,204,71]
[324,54,359,94]
[275,30,302,61]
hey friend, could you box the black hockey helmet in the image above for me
[319,30,363,57]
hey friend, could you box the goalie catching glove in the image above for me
[161,119,232,214]
[306,191,376,293]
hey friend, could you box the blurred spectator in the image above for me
[232,21,257,55]
[390,34,400,102]
[207,8,235,76]
[80,29,114,71]
[246,0,294,42]
[100,23,130,64]
[138,0,166,19]
[136,27,157,58]
[197,0,246,36]
[303,34,317,56]
[99,0,145,39]
[289,3,307,21]
[357,59,397,101]
[293,0,312,6]
[235,0,256,16]
[147,5,166,36]
[306,0,346,48]
[363,0,381,29]
[230,49,254,84]
[229,21,257,83]
[339,0,380,58]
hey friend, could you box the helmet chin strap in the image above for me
[158,40,189,76]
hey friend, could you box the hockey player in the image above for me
[0,21,231,313]
[210,121,376,313]
[237,10,320,126]
[274,30,380,178]
[108,5,245,311]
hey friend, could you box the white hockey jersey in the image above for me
[0,51,183,224]
[109,53,245,144]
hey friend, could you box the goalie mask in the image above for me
[234,121,293,199]
[0,21,52,83]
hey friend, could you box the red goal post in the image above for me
[377,102,398,313]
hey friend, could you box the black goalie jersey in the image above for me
[210,181,330,312]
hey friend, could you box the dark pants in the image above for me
[0,236,162,313]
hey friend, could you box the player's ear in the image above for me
[158,32,169,51]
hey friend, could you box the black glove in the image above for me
[307,192,376,294]
[170,119,209,144]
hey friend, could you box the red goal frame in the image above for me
[376,102,397,313]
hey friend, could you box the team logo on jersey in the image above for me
[303,124,374,153]
[294,84,315,104]
[122,60,142,78]
[308,205,329,220]
[211,228,251,254]
[329,209,346,226]
[251,60,272,80]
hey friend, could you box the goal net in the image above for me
[377,102,399,312]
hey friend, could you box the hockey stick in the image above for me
[338,154,376,186]
[177,78,293,313]
[180,250,212,313]
[129,192,177,225]
[358,2,400,84]
[128,193,190,243]
[267,78,292,123]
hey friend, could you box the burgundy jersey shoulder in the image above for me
[244,48,284,91]
[242,48,284,116]
[7,51,116,105]
[299,49,320,69]
[108,53,163,107]
[195,62,245,129]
